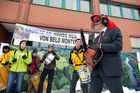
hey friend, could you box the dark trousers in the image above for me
[37,69,54,93]
[70,70,88,93]
[89,67,124,93]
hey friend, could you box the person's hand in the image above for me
[4,61,9,66]
[27,69,31,73]
[90,42,100,50]
[12,58,17,62]
[51,50,56,55]
[22,55,27,59]
[40,60,43,63]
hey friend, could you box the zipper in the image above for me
[15,51,22,72]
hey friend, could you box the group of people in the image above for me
[0,14,124,93]
[0,41,59,93]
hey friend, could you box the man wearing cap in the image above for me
[6,40,32,93]
[37,45,59,93]
[27,49,41,93]
[89,15,124,93]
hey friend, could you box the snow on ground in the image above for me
[102,87,140,93]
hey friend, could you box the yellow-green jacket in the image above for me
[69,46,87,70]
[9,48,32,72]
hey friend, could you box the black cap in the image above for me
[32,49,37,53]
[75,38,81,42]
[3,46,10,53]
[19,40,26,45]
[48,45,53,48]
[3,46,10,49]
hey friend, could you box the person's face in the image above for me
[32,53,37,57]
[91,20,102,31]
[4,49,9,53]
[20,42,26,49]
[16,27,23,34]
[48,47,53,52]
[75,40,81,48]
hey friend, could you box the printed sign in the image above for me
[13,24,89,46]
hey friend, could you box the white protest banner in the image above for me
[13,24,89,46]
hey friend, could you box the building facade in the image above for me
[0,0,140,52]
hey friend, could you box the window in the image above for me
[31,0,92,13]
[32,0,45,5]
[80,0,90,12]
[32,41,39,47]
[40,42,49,47]
[134,8,140,20]
[110,4,121,17]
[100,3,108,15]
[122,6,132,19]
[50,0,62,8]
[130,37,140,48]
[132,48,140,52]
[65,0,77,10]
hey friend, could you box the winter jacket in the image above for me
[9,48,32,72]
[0,51,13,67]
[27,56,41,75]
[41,51,59,69]
[69,46,87,70]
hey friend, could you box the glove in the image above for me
[12,58,17,62]
[4,61,9,66]
[22,55,27,59]
[40,60,43,63]
[27,69,31,73]
[51,51,56,55]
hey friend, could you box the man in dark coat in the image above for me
[89,14,124,93]
[37,45,59,93]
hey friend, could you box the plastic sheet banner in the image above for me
[12,24,89,46]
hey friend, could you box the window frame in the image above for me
[30,0,93,13]
[100,0,140,21]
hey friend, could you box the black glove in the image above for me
[22,55,27,59]
[40,60,43,63]
[51,50,56,55]
[4,61,9,66]
[12,58,17,62]
[27,69,31,73]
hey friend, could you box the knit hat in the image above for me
[3,46,10,53]
[19,40,26,45]
[32,49,38,53]
[48,45,53,48]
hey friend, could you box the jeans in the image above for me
[6,71,25,93]
[70,70,88,93]
[37,69,54,93]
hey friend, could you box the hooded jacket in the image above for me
[0,51,13,66]
[9,48,32,72]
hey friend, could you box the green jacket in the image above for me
[9,48,32,72]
